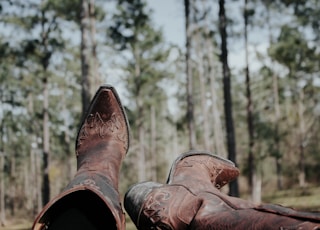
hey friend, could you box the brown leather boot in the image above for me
[125,150,320,230]
[124,150,241,229]
[32,85,129,230]
[166,151,240,191]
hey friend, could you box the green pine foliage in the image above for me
[0,0,319,226]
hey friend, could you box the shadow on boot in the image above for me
[32,85,129,230]
[124,150,239,230]
[125,150,320,230]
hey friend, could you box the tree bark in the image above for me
[0,152,5,226]
[36,149,42,215]
[298,89,306,188]
[185,0,196,149]
[40,8,51,207]
[265,0,283,191]
[195,33,210,150]
[138,116,146,181]
[9,153,16,216]
[89,0,100,93]
[0,91,5,225]
[150,105,157,181]
[219,0,239,197]
[133,44,146,182]
[206,36,227,158]
[244,0,259,203]
[42,78,50,207]
[273,73,283,190]
[80,0,92,116]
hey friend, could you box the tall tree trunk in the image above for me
[195,34,210,150]
[89,0,100,93]
[36,149,42,214]
[273,73,283,190]
[150,105,157,181]
[185,0,196,149]
[30,148,36,216]
[0,152,5,226]
[23,159,30,211]
[206,36,227,157]
[298,89,306,188]
[0,91,5,225]
[244,0,259,203]
[41,8,50,207]
[219,0,239,197]
[265,0,283,191]
[138,117,146,181]
[134,45,146,182]
[80,0,92,116]
[9,153,16,216]
[42,78,50,206]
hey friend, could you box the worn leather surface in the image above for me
[137,185,201,230]
[126,151,320,230]
[190,191,320,229]
[167,151,240,191]
[32,85,129,230]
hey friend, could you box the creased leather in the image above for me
[32,85,129,230]
[126,151,320,230]
[137,185,201,230]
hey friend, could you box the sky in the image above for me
[147,0,266,73]
[148,0,185,47]
[102,0,270,107]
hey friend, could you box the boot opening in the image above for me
[40,190,117,230]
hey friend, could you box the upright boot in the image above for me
[33,85,129,230]
[125,150,320,230]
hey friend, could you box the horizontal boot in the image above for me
[125,150,320,230]
[32,85,129,230]
[191,201,320,229]
[125,150,240,229]
[125,181,202,230]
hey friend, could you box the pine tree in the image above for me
[218,0,239,197]
[108,0,170,182]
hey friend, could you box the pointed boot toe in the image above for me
[32,85,129,230]
[76,84,129,159]
[167,150,239,191]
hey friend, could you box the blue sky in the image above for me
[148,0,185,47]
[147,0,266,73]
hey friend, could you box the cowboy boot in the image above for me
[125,150,320,230]
[32,85,129,230]
[124,150,241,230]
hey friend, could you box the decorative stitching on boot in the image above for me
[142,191,172,229]
[76,112,128,154]
[177,158,223,189]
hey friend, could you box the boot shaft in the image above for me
[167,151,239,193]
[32,85,129,230]
[75,85,129,190]
[33,177,125,230]
[125,182,201,230]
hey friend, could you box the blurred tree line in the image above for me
[0,0,319,225]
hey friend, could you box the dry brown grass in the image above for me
[3,186,320,230]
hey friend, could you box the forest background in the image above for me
[1,0,320,228]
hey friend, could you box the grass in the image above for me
[3,186,320,230]
[262,185,320,212]
[1,217,137,230]
[1,220,32,230]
